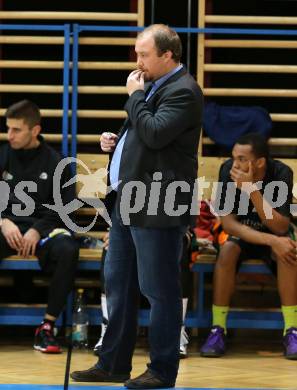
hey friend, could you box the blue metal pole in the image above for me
[78,25,297,37]
[186,0,192,70]
[62,24,71,157]
[0,24,67,31]
[71,24,79,165]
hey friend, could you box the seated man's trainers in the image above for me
[200,325,226,357]
[179,327,189,358]
[124,369,174,389]
[283,327,297,360]
[71,366,130,382]
[34,322,62,354]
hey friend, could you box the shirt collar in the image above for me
[153,63,183,90]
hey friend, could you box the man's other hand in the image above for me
[271,236,297,266]
[1,218,23,251]
[20,228,41,257]
[100,132,118,152]
[103,231,110,251]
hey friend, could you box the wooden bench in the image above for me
[3,153,296,330]
[191,156,297,329]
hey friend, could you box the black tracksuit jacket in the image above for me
[0,137,75,237]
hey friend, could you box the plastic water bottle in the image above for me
[72,288,89,349]
[77,236,104,249]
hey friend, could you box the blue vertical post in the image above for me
[62,24,71,157]
[186,0,192,70]
[71,23,80,166]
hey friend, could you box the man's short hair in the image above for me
[5,100,41,128]
[235,132,269,160]
[139,24,182,62]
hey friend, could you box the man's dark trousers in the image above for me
[97,209,186,384]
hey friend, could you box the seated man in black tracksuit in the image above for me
[0,100,79,353]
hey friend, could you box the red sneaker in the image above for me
[34,322,62,353]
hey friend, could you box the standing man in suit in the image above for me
[71,24,203,389]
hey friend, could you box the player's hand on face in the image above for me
[231,161,254,189]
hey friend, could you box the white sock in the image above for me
[94,294,109,349]
[180,298,189,347]
[182,298,188,323]
[101,293,108,321]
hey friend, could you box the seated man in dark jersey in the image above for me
[0,100,79,353]
[200,133,297,360]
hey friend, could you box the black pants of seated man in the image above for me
[0,227,79,318]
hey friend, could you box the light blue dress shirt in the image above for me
[109,64,183,190]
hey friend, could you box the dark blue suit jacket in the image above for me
[106,65,203,228]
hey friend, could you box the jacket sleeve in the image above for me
[32,159,77,237]
[124,88,202,150]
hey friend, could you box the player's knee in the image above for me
[216,241,241,268]
[54,236,79,264]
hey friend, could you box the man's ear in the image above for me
[256,157,266,169]
[163,50,173,61]
[31,124,41,137]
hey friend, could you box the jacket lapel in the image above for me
[116,68,185,140]
[117,81,154,140]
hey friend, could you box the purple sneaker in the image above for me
[200,326,226,357]
[283,327,297,360]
